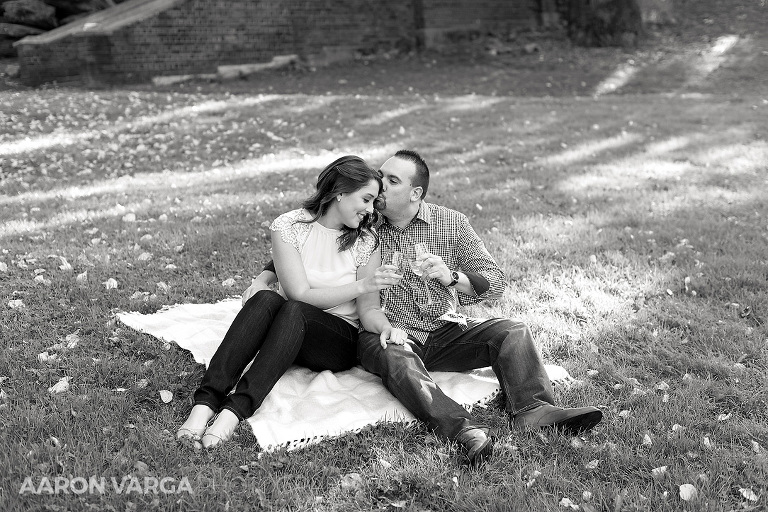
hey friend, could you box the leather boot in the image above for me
[512,404,602,435]
[457,428,494,467]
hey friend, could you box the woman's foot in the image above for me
[202,409,240,449]
[177,404,215,442]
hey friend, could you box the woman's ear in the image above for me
[337,194,343,202]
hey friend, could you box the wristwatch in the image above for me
[447,270,460,287]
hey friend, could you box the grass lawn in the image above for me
[1,2,767,510]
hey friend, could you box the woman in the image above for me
[177,155,406,448]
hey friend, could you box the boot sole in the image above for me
[553,410,603,435]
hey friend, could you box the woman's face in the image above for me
[337,179,380,229]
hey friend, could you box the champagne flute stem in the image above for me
[423,278,434,305]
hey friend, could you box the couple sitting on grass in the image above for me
[177,149,603,466]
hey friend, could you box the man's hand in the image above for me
[379,326,408,349]
[416,252,452,286]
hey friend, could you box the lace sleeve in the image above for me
[351,232,377,267]
[270,209,311,252]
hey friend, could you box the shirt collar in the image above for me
[384,201,432,231]
[414,201,432,225]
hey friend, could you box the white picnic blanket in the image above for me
[118,299,567,451]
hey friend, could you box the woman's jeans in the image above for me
[357,318,555,440]
[194,290,358,420]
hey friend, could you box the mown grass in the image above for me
[2,22,768,512]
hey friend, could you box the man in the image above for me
[248,150,602,466]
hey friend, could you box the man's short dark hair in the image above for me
[395,149,429,199]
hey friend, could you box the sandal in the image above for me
[201,409,240,449]
[177,404,215,442]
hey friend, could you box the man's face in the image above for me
[378,156,419,218]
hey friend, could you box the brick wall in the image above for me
[16,0,535,86]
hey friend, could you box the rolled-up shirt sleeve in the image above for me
[454,214,506,305]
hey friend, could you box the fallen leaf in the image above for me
[8,299,25,309]
[651,466,667,479]
[559,497,578,509]
[716,413,731,422]
[222,278,237,287]
[34,275,52,286]
[48,376,70,394]
[65,333,79,349]
[585,459,600,470]
[679,484,697,501]
[103,278,118,289]
[340,472,364,492]
[37,352,59,363]
[642,434,653,446]
[58,257,73,272]
[570,438,585,449]
[159,390,173,403]
[134,461,149,475]
[76,271,88,284]
[739,488,758,502]
[525,470,541,488]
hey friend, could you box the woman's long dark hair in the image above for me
[300,155,382,252]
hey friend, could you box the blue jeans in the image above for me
[194,290,358,420]
[357,318,555,440]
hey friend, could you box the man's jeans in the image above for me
[357,318,555,440]
[195,290,358,420]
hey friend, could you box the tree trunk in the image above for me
[566,0,644,47]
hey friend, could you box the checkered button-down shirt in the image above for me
[378,202,506,343]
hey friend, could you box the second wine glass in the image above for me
[411,243,434,305]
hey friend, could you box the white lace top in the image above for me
[270,209,377,326]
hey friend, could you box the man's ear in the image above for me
[410,186,423,202]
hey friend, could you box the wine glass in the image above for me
[383,251,403,312]
[411,243,434,305]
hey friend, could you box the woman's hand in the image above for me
[241,275,274,306]
[379,326,409,349]
[362,264,402,294]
